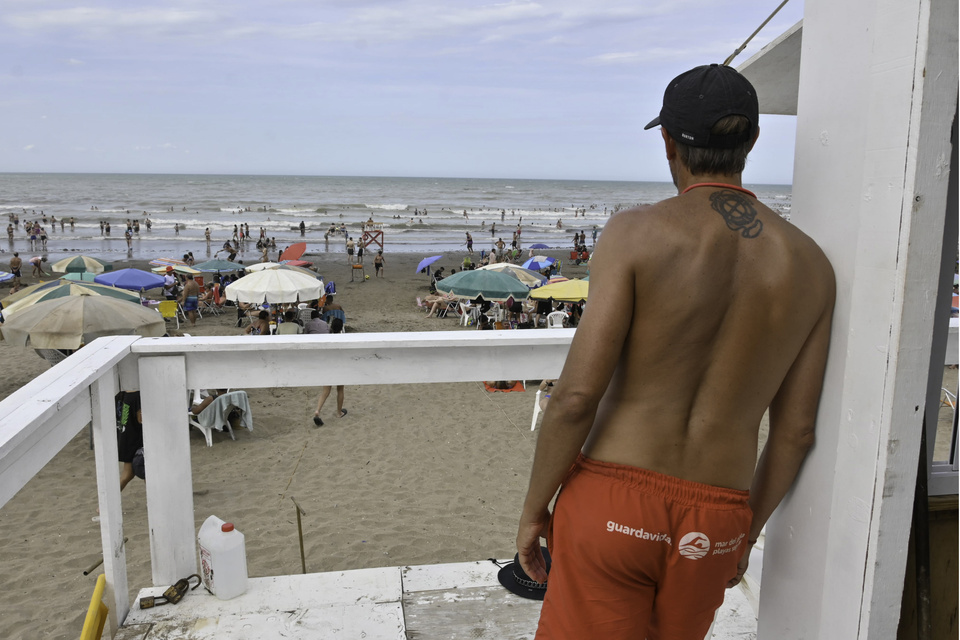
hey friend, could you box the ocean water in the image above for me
[0,173,791,262]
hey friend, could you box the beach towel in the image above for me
[197,391,253,431]
[484,381,525,393]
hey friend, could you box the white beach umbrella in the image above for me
[244,262,281,272]
[224,269,324,304]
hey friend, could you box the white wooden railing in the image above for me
[0,330,574,634]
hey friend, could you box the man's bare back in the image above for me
[581,187,834,490]
[517,65,835,638]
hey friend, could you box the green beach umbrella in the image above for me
[435,269,529,302]
[193,259,246,272]
[50,255,113,274]
[63,271,98,282]
[2,281,141,317]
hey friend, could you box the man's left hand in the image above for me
[516,508,551,584]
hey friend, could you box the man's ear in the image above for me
[661,128,678,161]
[748,126,760,152]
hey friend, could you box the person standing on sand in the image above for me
[313,317,347,426]
[516,64,835,640]
[180,274,200,326]
[464,232,474,254]
[346,237,356,264]
[9,252,22,292]
[374,250,385,278]
[116,390,143,492]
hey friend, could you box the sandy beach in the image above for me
[0,246,590,640]
[1,244,955,640]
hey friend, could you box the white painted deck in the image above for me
[115,559,759,639]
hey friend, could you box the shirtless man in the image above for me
[29,255,48,278]
[516,64,835,639]
[9,252,22,292]
[180,274,200,326]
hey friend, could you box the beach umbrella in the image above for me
[150,264,200,275]
[224,269,324,304]
[2,281,141,316]
[529,278,589,303]
[244,261,281,272]
[51,255,113,274]
[522,255,557,271]
[547,276,569,284]
[279,242,307,262]
[529,243,550,249]
[416,255,443,274]
[95,268,166,291]
[281,259,313,267]
[62,272,98,282]
[2,279,62,306]
[275,264,320,278]
[2,278,131,307]
[435,269,529,302]
[477,263,547,288]
[0,272,14,283]
[1,295,165,350]
[193,259,246,272]
[149,257,188,269]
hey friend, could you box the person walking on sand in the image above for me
[516,64,835,640]
[313,317,348,426]
[374,250,385,278]
[464,232,474,254]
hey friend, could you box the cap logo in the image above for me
[681,133,694,141]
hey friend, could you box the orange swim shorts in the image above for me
[536,454,752,640]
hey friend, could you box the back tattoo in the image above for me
[710,190,763,238]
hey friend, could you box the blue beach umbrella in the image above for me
[522,255,557,271]
[95,268,165,291]
[529,243,550,249]
[415,255,443,274]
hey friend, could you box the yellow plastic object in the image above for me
[79,574,109,640]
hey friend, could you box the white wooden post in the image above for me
[139,355,197,586]
[90,371,128,633]
[758,0,958,638]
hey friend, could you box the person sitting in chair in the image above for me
[277,310,303,335]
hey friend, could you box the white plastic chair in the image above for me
[459,303,479,327]
[546,311,567,329]
[187,389,253,447]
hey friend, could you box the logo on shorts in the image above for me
[678,532,711,559]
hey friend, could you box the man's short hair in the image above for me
[645,64,759,175]
[311,309,321,319]
[673,115,754,175]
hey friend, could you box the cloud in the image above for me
[4,7,219,37]
[23,144,34,151]
[65,58,83,65]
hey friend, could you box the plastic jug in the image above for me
[198,515,248,600]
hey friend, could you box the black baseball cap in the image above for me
[644,64,758,149]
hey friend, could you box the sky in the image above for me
[0,1,805,183]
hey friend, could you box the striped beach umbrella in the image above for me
[2,281,141,316]
[51,255,113,274]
